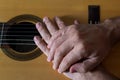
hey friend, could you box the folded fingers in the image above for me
[55,16,66,29]
[58,46,85,73]
[43,17,58,35]
[36,22,51,44]
[53,40,74,70]
[34,36,49,56]
[47,33,66,62]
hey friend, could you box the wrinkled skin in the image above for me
[34,17,113,80]
[47,24,111,73]
[63,66,118,80]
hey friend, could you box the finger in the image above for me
[47,35,66,62]
[36,22,51,44]
[70,57,100,73]
[47,30,62,48]
[58,47,85,73]
[74,20,80,25]
[53,40,74,70]
[34,36,49,56]
[63,72,74,79]
[43,17,58,35]
[55,16,66,29]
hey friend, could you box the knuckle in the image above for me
[93,57,100,63]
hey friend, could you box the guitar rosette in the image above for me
[1,14,42,61]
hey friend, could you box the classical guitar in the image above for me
[0,0,120,80]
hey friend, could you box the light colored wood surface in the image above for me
[0,0,120,80]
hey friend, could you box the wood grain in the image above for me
[0,0,119,80]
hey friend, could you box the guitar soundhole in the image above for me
[6,22,39,53]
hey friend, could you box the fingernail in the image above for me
[48,43,52,49]
[47,52,52,62]
[34,36,38,41]
[58,69,62,73]
[47,45,50,48]
[47,45,50,49]
[53,64,56,70]
[36,22,41,29]
[43,17,48,22]
[47,57,51,62]
[33,36,36,41]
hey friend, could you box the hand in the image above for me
[33,16,79,56]
[47,19,112,73]
[34,17,118,80]
[34,17,120,80]
[63,66,119,80]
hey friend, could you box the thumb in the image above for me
[63,72,86,80]
[70,57,100,73]
[63,72,74,79]
[63,72,81,80]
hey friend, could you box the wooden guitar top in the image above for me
[0,0,119,80]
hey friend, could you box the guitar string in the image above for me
[1,43,36,45]
[0,28,39,34]
[0,39,34,41]
[0,24,38,29]
[0,31,38,33]
[0,23,5,47]
[0,34,39,43]
[0,24,43,45]
[1,35,35,37]
[0,24,39,31]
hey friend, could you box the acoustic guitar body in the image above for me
[0,0,119,80]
